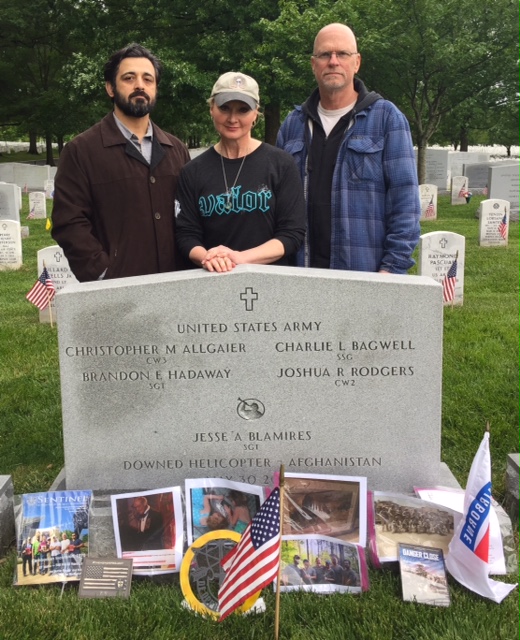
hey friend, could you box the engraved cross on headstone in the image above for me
[54,251,62,262]
[439,238,448,249]
[240,287,258,311]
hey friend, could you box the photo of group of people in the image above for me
[369,491,457,564]
[278,535,368,594]
[111,487,183,575]
[14,490,92,585]
[185,479,264,546]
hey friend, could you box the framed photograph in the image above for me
[277,534,368,594]
[369,491,456,565]
[185,478,265,546]
[282,473,367,546]
[111,487,183,575]
[13,490,92,586]
[399,544,450,606]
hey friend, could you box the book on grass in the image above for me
[399,543,450,606]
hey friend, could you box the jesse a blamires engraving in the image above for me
[56,267,444,491]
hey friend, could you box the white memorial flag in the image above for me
[445,432,517,603]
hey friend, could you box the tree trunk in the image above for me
[263,102,281,146]
[28,131,39,155]
[416,140,427,185]
[459,127,469,152]
[57,135,64,154]
[45,133,55,166]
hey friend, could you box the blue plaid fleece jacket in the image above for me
[276,80,421,273]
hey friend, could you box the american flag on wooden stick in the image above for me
[498,213,508,239]
[425,197,435,218]
[26,266,55,310]
[218,488,281,621]
[442,255,458,303]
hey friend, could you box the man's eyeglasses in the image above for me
[312,51,358,62]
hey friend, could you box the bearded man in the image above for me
[52,44,190,281]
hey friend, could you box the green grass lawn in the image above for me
[0,194,517,639]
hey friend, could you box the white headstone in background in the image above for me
[479,199,509,247]
[0,183,19,223]
[21,226,30,239]
[0,220,23,270]
[37,246,79,323]
[419,184,438,221]
[28,192,47,219]
[423,149,450,190]
[463,162,493,190]
[12,163,51,190]
[418,231,465,306]
[451,176,469,205]
[16,185,22,210]
[0,164,15,184]
[449,152,489,179]
[488,162,519,220]
[44,180,55,199]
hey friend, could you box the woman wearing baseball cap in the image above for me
[175,72,306,272]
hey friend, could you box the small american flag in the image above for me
[442,257,458,303]
[458,183,467,198]
[27,205,36,219]
[79,559,132,598]
[498,213,507,239]
[26,267,56,310]
[83,563,129,590]
[425,197,435,218]
[218,488,280,621]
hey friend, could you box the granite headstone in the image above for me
[28,192,47,219]
[37,245,79,323]
[478,199,509,247]
[418,232,465,306]
[44,179,55,200]
[56,266,450,494]
[463,162,493,190]
[451,176,469,205]
[0,220,23,270]
[419,184,438,221]
[422,149,449,190]
[488,162,519,220]
[449,152,489,180]
[0,183,19,222]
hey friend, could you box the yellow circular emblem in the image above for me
[180,529,260,618]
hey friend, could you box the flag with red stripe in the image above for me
[442,257,457,303]
[445,432,517,602]
[26,266,56,310]
[498,213,507,240]
[218,488,280,621]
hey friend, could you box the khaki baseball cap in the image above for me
[210,72,259,109]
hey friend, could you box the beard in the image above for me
[113,88,157,118]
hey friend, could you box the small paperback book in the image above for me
[399,544,450,606]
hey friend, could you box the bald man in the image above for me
[277,23,420,274]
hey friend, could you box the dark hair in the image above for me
[104,43,162,88]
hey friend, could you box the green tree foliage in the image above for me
[1,0,517,159]
[0,0,86,163]
[354,0,518,181]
